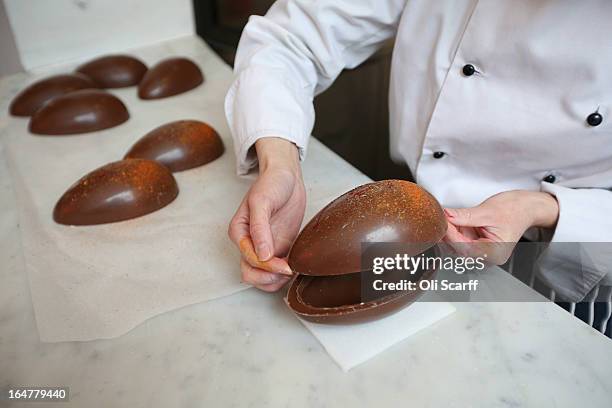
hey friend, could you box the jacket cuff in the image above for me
[536,182,611,301]
[224,66,311,175]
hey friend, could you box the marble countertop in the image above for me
[1,36,612,408]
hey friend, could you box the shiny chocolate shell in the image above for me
[29,89,129,135]
[76,55,147,88]
[285,260,437,324]
[285,180,446,324]
[53,159,179,226]
[124,120,224,172]
[138,57,203,100]
[288,180,447,277]
[9,73,98,117]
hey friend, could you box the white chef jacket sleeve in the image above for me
[536,182,612,302]
[225,0,408,174]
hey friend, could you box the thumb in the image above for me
[249,196,274,261]
[444,207,491,227]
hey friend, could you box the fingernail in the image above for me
[280,265,293,276]
[256,244,271,261]
[444,209,456,218]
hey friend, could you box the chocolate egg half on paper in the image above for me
[138,57,203,99]
[29,89,129,135]
[9,73,97,117]
[285,180,447,324]
[124,120,224,172]
[76,55,147,88]
[53,159,179,226]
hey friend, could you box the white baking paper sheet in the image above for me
[299,299,456,371]
[0,37,247,341]
[0,35,371,342]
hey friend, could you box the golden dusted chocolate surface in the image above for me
[288,180,446,276]
[53,159,178,226]
[124,120,224,172]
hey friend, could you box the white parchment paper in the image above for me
[0,36,369,342]
[0,37,251,341]
[300,300,456,371]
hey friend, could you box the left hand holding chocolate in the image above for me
[443,190,559,264]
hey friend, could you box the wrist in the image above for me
[522,191,559,229]
[255,137,300,174]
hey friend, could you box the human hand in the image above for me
[228,137,306,292]
[443,190,559,264]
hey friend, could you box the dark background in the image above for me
[193,0,413,181]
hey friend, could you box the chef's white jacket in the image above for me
[225,0,612,302]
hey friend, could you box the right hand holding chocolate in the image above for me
[228,137,306,292]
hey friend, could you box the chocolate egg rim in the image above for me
[285,266,437,320]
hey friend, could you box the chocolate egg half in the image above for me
[124,120,224,172]
[285,180,447,323]
[289,180,447,276]
[286,258,438,324]
[53,159,179,226]
[29,89,129,135]
[76,55,147,88]
[138,57,203,100]
[9,73,98,117]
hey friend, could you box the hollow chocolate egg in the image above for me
[76,55,147,88]
[285,180,447,324]
[124,120,224,172]
[9,73,98,117]
[53,159,179,226]
[138,57,203,99]
[29,89,129,135]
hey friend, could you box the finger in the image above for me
[248,193,274,261]
[444,207,493,227]
[457,225,480,240]
[444,221,513,265]
[228,198,250,246]
[254,280,292,293]
[239,237,293,275]
[241,259,292,286]
[475,225,502,241]
[443,223,475,257]
[444,222,474,243]
[471,239,514,265]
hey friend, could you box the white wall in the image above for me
[3,0,194,70]
[0,0,23,76]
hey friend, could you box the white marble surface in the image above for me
[0,36,611,408]
[2,190,612,408]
